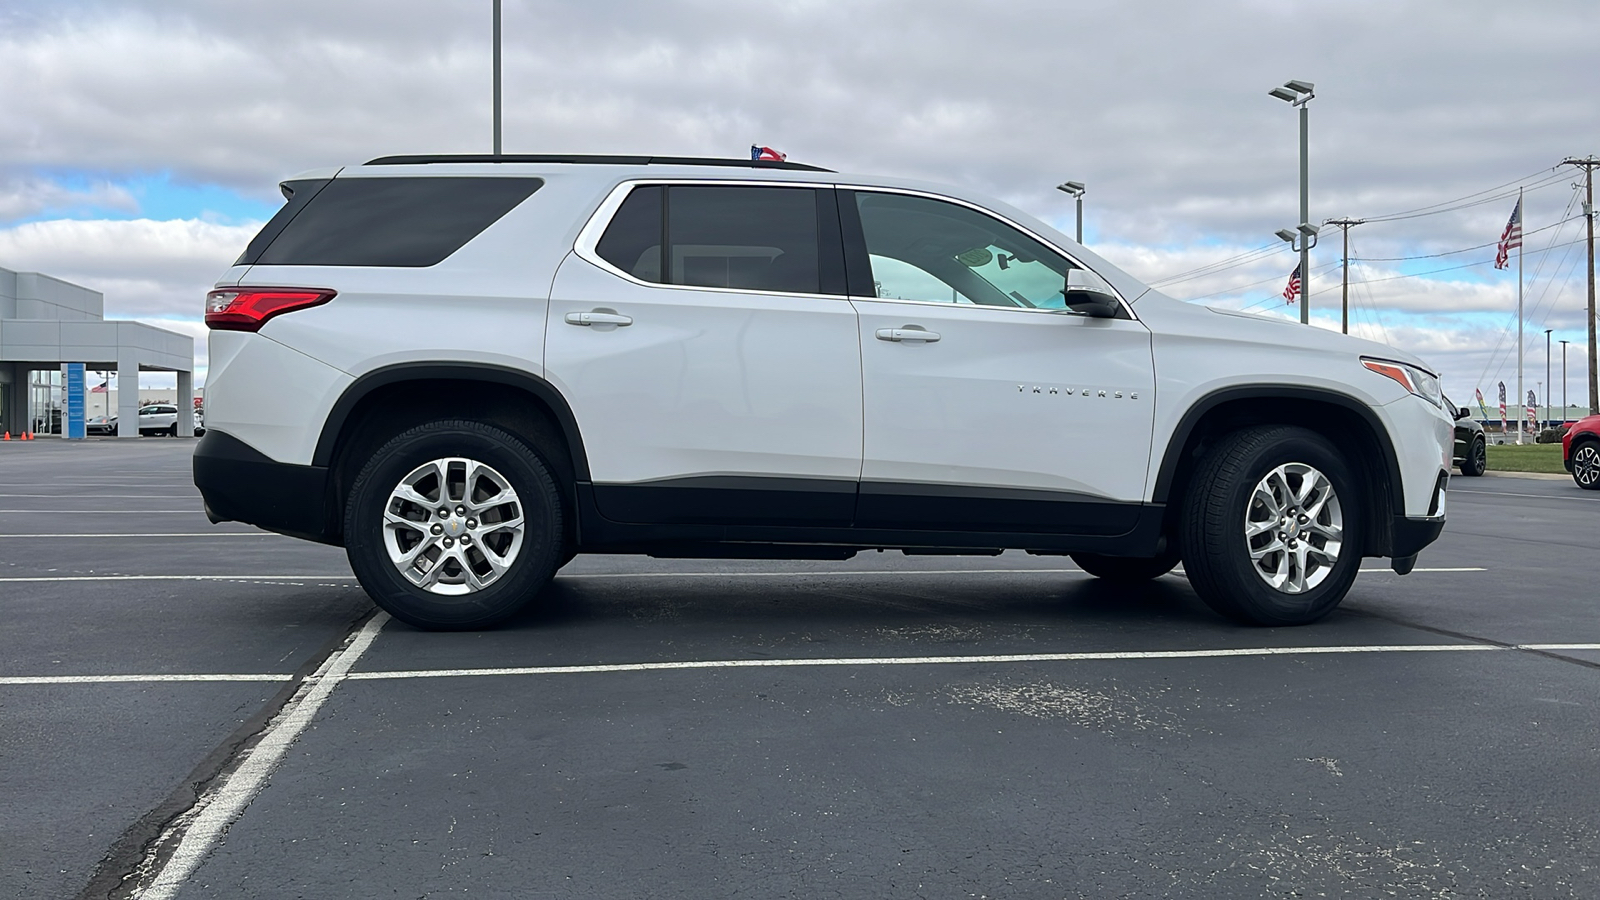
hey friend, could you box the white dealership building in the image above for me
[0,265,194,437]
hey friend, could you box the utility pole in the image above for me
[1560,156,1599,413]
[1326,218,1364,334]
[492,0,502,155]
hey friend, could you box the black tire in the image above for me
[344,419,564,630]
[1572,440,1600,491]
[1070,548,1180,582]
[167,423,178,438]
[1458,436,1487,477]
[1180,426,1364,626]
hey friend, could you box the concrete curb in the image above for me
[1480,470,1572,481]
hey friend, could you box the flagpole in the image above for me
[1516,187,1525,444]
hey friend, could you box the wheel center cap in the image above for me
[1284,519,1302,540]
[444,518,465,537]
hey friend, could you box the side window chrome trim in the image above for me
[572,179,850,301]
[838,184,1139,321]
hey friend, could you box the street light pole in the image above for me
[1055,182,1086,243]
[492,0,502,155]
[1560,339,1570,421]
[1271,80,1315,325]
[1546,328,1553,429]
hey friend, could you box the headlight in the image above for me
[1362,357,1442,407]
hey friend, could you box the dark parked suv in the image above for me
[1444,397,1486,477]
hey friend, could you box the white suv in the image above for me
[194,154,1452,630]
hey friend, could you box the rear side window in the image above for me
[242,177,542,267]
[595,184,841,295]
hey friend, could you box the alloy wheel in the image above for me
[1244,462,1343,594]
[1575,445,1600,488]
[381,457,525,594]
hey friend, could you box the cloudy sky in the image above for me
[3,0,1597,407]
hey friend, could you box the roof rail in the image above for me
[363,154,834,173]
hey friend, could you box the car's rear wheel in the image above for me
[1181,426,1363,626]
[1070,548,1180,582]
[1459,436,1487,477]
[167,423,178,437]
[344,419,564,630]
[1572,441,1600,491]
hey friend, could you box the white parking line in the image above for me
[0,574,354,583]
[130,613,389,900]
[0,509,201,513]
[345,643,1500,680]
[0,533,279,539]
[17,641,1600,689]
[15,637,1600,685]
[0,673,292,685]
[1453,488,1595,502]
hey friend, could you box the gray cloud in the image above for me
[1,0,1596,396]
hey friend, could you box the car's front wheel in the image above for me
[344,420,564,630]
[1459,436,1487,477]
[1180,426,1363,626]
[1572,441,1600,491]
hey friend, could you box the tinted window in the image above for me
[595,185,662,281]
[235,178,330,266]
[667,186,820,294]
[854,192,1110,309]
[247,177,542,267]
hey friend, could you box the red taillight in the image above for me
[205,287,336,331]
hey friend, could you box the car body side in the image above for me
[197,162,1451,561]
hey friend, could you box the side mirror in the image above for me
[1062,287,1121,319]
[1457,407,1471,421]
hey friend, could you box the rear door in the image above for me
[547,182,862,526]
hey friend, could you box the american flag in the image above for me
[750,145,786,161]
[1494,198,1522,269]
[1282,264,1302,304]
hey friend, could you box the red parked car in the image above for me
[1564,414,1600,490]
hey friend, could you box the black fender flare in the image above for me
[1151,384,1406,518]
[310,361,591,480]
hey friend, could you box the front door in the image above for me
[547,182,862,526]
[844,189,1156,535]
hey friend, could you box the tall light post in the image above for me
[1545,328,1553,428]
[492,0,502,155]
[1056,181,1086,243]
[1270,80,1315,324]
[1560,338,1571,421]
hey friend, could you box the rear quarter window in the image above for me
[241,177,543,267]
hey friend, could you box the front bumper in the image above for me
[193,430,339,545]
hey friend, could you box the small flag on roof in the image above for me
[751,145,787,161]
[1282,264,1302,304]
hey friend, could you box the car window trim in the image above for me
[574,179,850,301]
[836,185,1138,320]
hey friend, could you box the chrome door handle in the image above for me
[874,327,940,343]
[565,311,633,326]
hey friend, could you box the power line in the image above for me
[1180,259,1341,303]
[1359,167,1570,223]
[1146,242,1287,288]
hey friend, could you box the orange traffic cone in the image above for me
[2,432,8,440]
[22,432,31,441]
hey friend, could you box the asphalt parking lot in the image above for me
[4,439,1598,899]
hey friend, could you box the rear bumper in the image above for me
[193,430,339,545]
